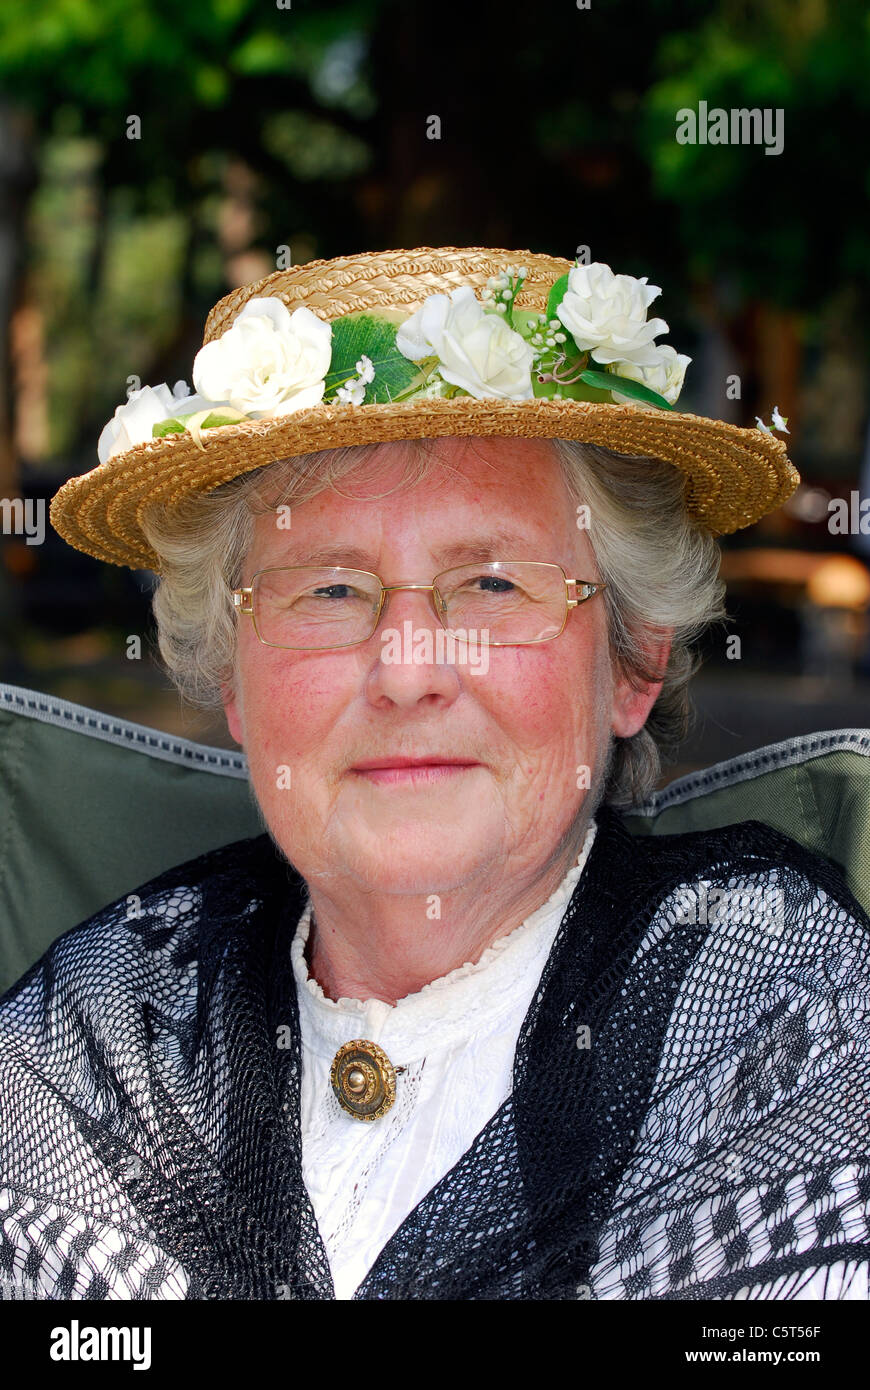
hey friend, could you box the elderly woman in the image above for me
[1,247,869,1302]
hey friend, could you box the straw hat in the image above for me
[49,245,799,572]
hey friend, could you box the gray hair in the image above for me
[140,436,726,807]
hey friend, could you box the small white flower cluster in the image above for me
[480,264,526,312]
[481,264,568,360]
[756,406,789,435]
[526,315,569,360]
[336,354,375,405]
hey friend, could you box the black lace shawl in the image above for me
[1,805,868,1300]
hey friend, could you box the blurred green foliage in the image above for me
[0,0,381,462]
[642,1,870,304]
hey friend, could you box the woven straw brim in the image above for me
[49,397,797,571]
[48,245,799,571]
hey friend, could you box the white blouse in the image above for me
[293,820,599,1300]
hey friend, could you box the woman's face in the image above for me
[223,437,663,897]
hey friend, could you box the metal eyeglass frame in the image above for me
[231,561,607,651]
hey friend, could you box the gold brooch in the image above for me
[330,1039,405,1122]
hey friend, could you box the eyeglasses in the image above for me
[231,561,606,652]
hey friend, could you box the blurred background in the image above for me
[0,0,868,781]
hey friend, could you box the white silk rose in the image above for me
[192,296,332,417]
[556,262,669,367]
[610,344,692,406]
[97,381,218,464]
[396,286,535,400]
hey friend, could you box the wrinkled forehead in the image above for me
[243,436,591,573]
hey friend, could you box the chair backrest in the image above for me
[1,681,868,995]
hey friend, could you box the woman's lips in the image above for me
[350,759,481,787]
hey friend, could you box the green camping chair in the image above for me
[1,680,868,996]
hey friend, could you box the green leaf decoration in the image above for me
[580,367,674,411]
[545,272,570,324]
[323,312,425,404]
[151,410,247,438]
[200,411,246,427]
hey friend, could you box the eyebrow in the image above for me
[264,530,543,570]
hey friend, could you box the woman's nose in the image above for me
[377,585,443,631]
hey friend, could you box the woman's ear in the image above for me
[610,629,673,739]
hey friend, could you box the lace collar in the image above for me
[291,820,598,1060]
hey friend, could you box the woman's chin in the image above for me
[334,820,504,895]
